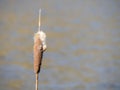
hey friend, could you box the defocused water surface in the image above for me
[0,0,120,90]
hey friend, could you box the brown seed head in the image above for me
[33,33,43,74]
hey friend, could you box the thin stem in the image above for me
[38,9,41,32]
[35,73,38,90]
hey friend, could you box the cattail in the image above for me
[33,9,47,90]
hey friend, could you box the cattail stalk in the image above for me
[33,9,47,90]
[38,9,41,31]
[35,74,38,90]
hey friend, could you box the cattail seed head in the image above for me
[33,30,47,74]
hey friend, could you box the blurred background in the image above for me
[0,0,120,90]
